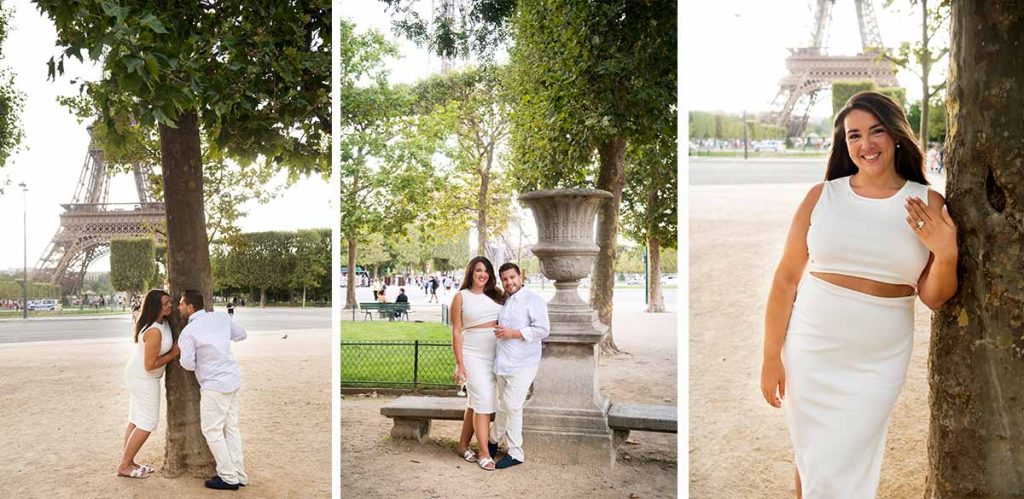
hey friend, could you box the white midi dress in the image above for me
[458,290,503,414]
[784,176,931,497]
[125,321,172,432]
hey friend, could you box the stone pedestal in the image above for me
[518,189,617,466]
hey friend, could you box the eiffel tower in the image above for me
[33,126,166,295]
[772,0,899,136]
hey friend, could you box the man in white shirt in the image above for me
[489,262,550,469]
[177,289,248,491]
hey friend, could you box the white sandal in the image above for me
[117,467,150,479]
[136,464,157,474]
[460,448,478,462]
[478,457,495,471]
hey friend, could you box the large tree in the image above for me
[413,65,513,256]
[0,4,24,182]
[884,0,951,145]
[507,0,676,353]
[36,1,329,476]
[340,19,445,309]
[109,237,157,304]
[622,136,677,314]
[926,3,1024,496]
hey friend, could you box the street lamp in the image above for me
[19,182,28,319]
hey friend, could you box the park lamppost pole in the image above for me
[19,182,28,319]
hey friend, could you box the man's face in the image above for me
[500,268,522,295]
[178,296,194,319]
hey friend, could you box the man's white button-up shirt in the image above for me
[178,310,247,393]
[494,287,550,376]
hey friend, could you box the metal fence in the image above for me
[341,340,458,389]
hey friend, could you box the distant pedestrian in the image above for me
[227,301,235,317]
[429,276,439,303]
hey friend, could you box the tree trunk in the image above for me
[259,288,266,308]
[646,237,665,313]
[477,173,489,257]
[919,0,930,147]
[302,286,307,307]
[592,137,627,355]
[926,5,1024,496]
[160,109,216,477]
[345,234,357,309]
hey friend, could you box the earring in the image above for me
[896,143,901,148]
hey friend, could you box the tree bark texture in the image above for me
[159,109,216,477]
[920,0,931,146]
[345,234,357,309]
[592,137,627,355]
[477,172,489,257]
[927,4,1024,496]
[646,237,665,313]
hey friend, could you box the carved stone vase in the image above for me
[518,189,616,466]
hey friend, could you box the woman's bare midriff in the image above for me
[464,321,498,331]
[810,272,915,298]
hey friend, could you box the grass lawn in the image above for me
[341,321,456,388]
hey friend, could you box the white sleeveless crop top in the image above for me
[807,176,931,288]
[459,289,502,329]
[126,321,173,378]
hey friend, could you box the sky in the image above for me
[0,0,331,272]
[682,0,947,118]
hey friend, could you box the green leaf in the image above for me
[139,14,168,34]
[144,55,159,78]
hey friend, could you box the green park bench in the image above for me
[380,395,677,446]
[358,302,411,321]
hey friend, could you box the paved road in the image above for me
[690,157,947,193]
[0,306,330,344]
[689,157,826,185]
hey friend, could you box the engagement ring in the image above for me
[916,220,925,229]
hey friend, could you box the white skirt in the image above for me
[783,275,915,498]
[126,373,161,432]
[462,327,497,414]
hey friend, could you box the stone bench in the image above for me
[380,396,676,446]
[607,403,678,447]
[380,396,477,443]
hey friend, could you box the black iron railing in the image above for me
[340,340,458,389]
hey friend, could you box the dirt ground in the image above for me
[689,184,932,498]
[0,328,332,499]
[341,303,679,498]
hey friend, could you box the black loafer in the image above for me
[495,455,523,469]
[487,441,499,457]
[210,476,246,487]
[205,476,240,490]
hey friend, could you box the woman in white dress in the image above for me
[450,256,505,471]
[760,91,959,497]
[117,289,180,478]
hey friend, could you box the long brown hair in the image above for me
[134,289,169,343]
[825,91,928,185]
[459,256,505,305]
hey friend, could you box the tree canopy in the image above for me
[36,0,330,174]
[0,4,24,178]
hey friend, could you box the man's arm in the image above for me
[178,329,197,371]
[518,294,550,342]
[230,318,247,342]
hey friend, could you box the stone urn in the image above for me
[518,188,616,466]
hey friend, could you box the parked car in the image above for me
[29,299,62,311]
[660,275,678,285]
[754,140,786,152]
[625,274,644,285]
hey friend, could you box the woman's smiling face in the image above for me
[844,108,897,174]
[473,263,490,288]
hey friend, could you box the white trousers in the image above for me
[200,389,248,485]
[489,365,539,462]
